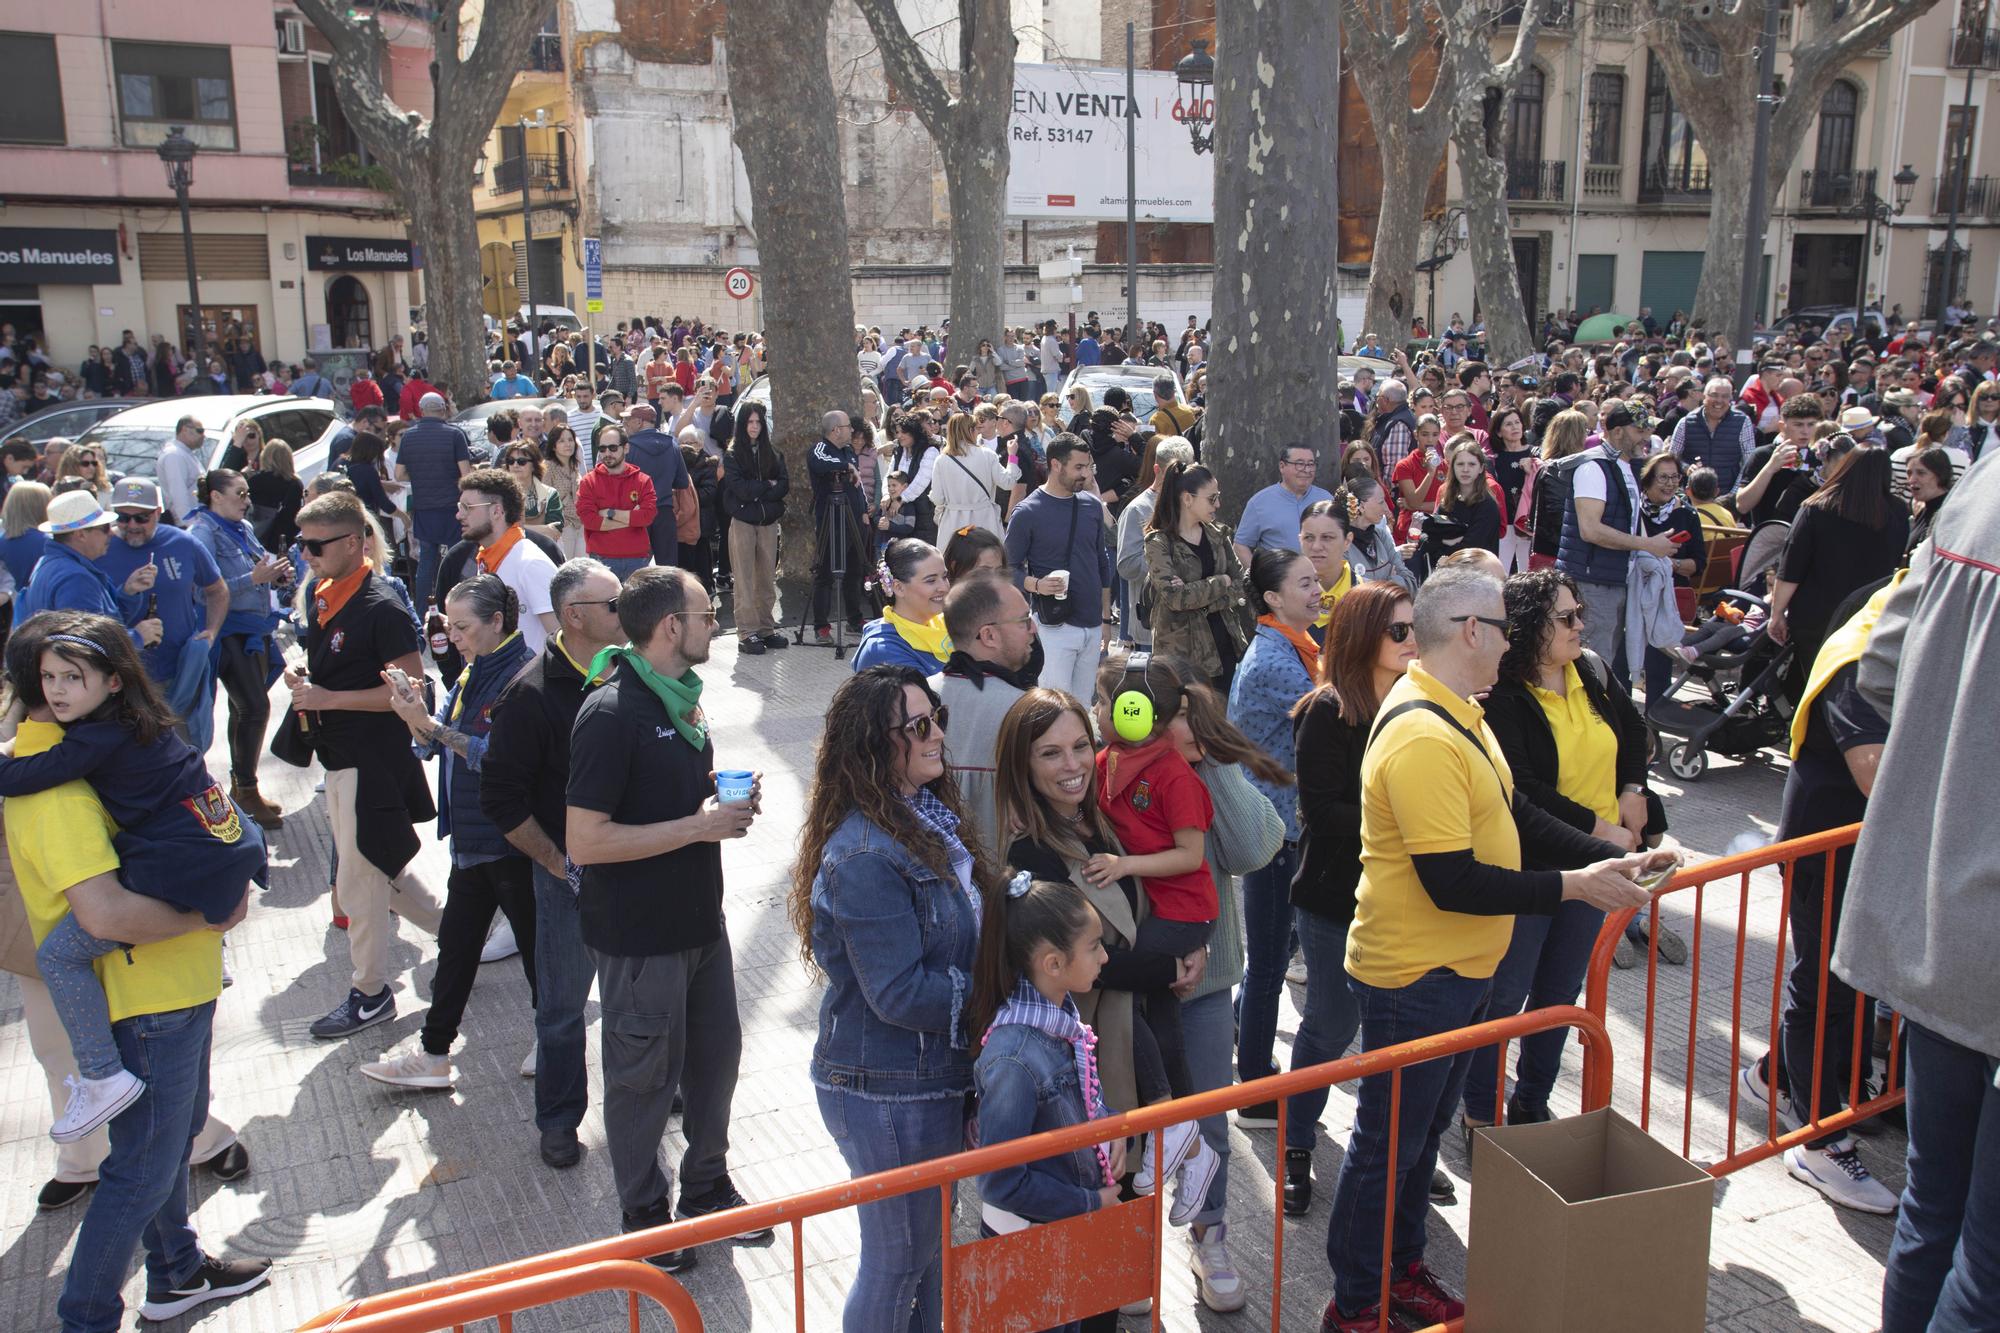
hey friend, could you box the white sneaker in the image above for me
[359,1047,453,1090]
[1739,1062,1800,1135]
[1134,1120,1200,1197]
[480,918,520,963]
[1786,1142,1898,1214]
[1285,950,1309,985]
[1170,1135,1221,1227]
[520,1042,537,1078]
[51,1070,145,1143]
[1189,1221,1247,1312]
[1119,1297,1154,1316]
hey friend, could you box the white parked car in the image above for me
[1058,363,1185,424]
[74,395,342,484]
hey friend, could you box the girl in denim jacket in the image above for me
[972,871,1124,1333]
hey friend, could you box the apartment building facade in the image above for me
[0,0,429,368]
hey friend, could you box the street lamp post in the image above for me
[1174,40,1215,157]
[157,127,203,369]
[1846,164,1918,351]
[1419,207,1467,337]
[518,109,547,353]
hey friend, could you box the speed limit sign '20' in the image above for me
[724,267,756,300]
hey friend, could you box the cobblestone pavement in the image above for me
[0,603,1900,1331]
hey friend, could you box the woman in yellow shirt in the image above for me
[1297,500,1354,645]
[1461,569,1665,1133]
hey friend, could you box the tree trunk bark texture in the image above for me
[726,0,861,578]
[1344,15,1454,348]
[1208,0,1341,504]
[295,0,548,407]
[854,0,1016,357]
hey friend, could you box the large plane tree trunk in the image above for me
[725,0,862,577]
[1207,0,1342,505]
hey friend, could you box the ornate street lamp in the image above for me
[157,127,204,367]
[1847,163,1918,346]
[1175,39,1215,157]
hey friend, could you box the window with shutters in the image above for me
[1587,71,1624,166]
[114,41,237,150]
[138,233,271,281]
[0,34,64,144]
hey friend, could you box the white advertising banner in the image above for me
[1006,62,1214,223]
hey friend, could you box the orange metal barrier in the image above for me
[1579,822,1904,1178]
[300,1005,1613,1333]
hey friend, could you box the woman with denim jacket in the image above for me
[791,665,1005,1333]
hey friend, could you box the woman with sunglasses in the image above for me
[1280,584,1425,1212]
[504,446,564,542]
[188,468,290,829]
[55,445,112,506]
[1463,569,1665,1138]
[792,666,1001,1333]
[1966,380,2000,461]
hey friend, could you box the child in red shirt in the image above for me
[1089,655,1222,1207]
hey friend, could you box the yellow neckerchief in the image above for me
[449,631,523,721]
[1789,569,1906,758]
[1315,562,1354,628]
[884,605,952,663]
[476,523,526,574]
[554,631,608,685]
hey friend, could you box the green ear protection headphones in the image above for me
[1111,652,1157,743]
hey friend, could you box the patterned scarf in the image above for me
[984,979,1115,1186]
[902,786,978,915]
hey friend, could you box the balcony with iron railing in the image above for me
[1639,161,1713,203]
[1493,0,1573,31]
[1797,167,1875,211]
[1506,159,1568,203]
[1933,174,2000,220]
[491,152,570,195]
[524,31,563,73]
[1949,26,2000,68]
[1595,1,1634,33]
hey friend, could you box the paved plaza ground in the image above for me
[0,603,1902,1331]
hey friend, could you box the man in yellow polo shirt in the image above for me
[2,617,270,1332]
[1318,564,1670,1333]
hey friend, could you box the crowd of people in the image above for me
[0,301,1989,1333]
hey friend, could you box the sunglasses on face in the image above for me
[299,532,359,555]
[1383,621,1415,643]
[1553,607,1586,628]
[114,512,155,525]
[570,597,619,615]
[894,705,950,741]
[1451,613,1512,639]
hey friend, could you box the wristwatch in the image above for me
[1620,783,1646,797]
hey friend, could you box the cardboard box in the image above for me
[1465,1107,1714,1332]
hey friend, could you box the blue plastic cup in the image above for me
[716,769,755,804]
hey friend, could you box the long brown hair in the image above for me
[1296,581,1412,727]
[788,666,1004,969]
[1148,655,1293,786]
[994,688,1119,866]
[1801,444,1893,531]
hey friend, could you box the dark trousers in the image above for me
[1780,843,1875,1147]
[1881,1021,2000,1332]
[532,863,592,1134]
[213,634,271,786]
[1327,968,1491,1316]
[420,857,538,1057]
[679,539,714,593]
[811,500,868,629]
[1132,915,1209,1101]
[1464,898,1606,1121]
[594,936,742,1217]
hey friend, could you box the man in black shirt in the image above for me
[286,490,444,1039]
[480,557,624,1170]
[1734,395,1825,530]
[566,566,769,1265]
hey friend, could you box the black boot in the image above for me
[1283,1147,1313,1215]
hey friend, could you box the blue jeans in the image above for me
[601,555,650,582]
[1463,900,1604,1121]
[1326,969,1490,1316]
[37,914,125,1080]
[1235,841,1298,1087]
[59,1001,214,1333]
[1881,1021,2000,1333]
[532,864,592,1135]
[414,541,443,613]
[1179,987,1235,1229]
[816,1085,967,1333]
[1285,907,1361,1151]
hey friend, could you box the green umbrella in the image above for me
[1573,313,1639,344]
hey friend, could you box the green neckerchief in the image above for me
[589,644,707,749]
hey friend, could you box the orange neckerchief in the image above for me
[1258,614,1322,680]
[477,523,526,574]
[313,559,373,623]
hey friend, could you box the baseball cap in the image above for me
[111,477,163,510]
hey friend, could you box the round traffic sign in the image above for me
[724,267,755,300]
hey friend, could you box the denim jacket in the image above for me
[974,1024,1108,1225]
[809,810,979,1099]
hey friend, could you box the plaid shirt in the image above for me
[986,979,1114,1185]
[903,786,977,915]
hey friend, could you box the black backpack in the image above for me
[1531,452,1596,560]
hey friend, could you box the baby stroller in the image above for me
[1643,520,1795,782]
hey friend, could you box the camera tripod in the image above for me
[792,487,870,660]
